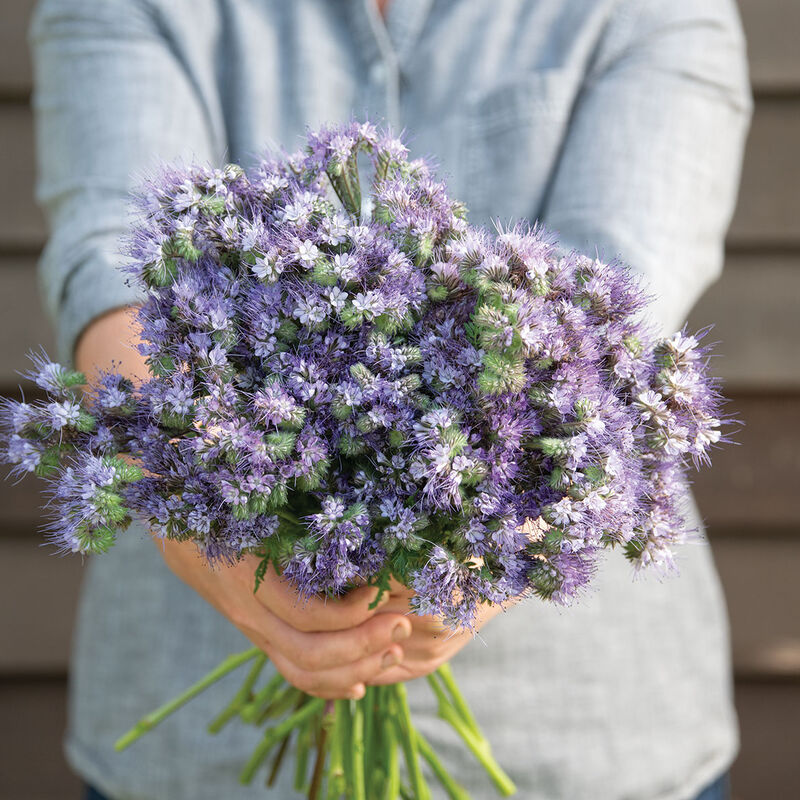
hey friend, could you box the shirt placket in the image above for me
[348,0,433,129]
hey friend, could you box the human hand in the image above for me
[368,578,507,685]
[157,537,412,700]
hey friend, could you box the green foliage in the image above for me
[295,458,329,492]
[264,431,297,460]
[159,410,193,431]
[265,482,289,511]
[367,568,393,610]
[77,524,118,555]
[147,354,176,378]
[142,258,178,289]
[622,538,646,562]
[338,434,366,457]
[33,447,61,479]
[356,413,378,434]
[478,351,526,395]
[529,436,570,460]
[414,232,435,266]
[275,319,298,344]
[339,303,364,329]
[74,410,96,433]
[349,363,374,388]
[199,193,227,215]
[427,284,449,302]
[331,398,356,421]
[253,554,271,594]
[623,335,643,357]
[167,229,203,263]
[310,258,338,286]
[527,561,560,601]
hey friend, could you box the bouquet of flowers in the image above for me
[2,122,726,799]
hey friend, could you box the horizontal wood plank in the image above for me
[686,252,800,390]
[732,683,800,800]
[714,539,800,679]
[0,106,42,250]
[1,251,798,391]
[0,392,799,537]
[0,678,83,800]
[728,97,800,246]
[692,394,800,529]
[0,256,55,383]
[0,675,795,800]
[1,101,800,252]
[737,0,800,93]
[0,1,34,98]
[0,538,84,673]
[2,1,800,97]
[1,531,798,679]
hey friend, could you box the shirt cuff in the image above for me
[57,256,145,365]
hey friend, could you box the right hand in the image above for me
[75,309,411,700]
[157,537,412,700]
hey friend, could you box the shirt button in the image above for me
[370,62,386,84]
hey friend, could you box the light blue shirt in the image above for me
[30,1,751,798]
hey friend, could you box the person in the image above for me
[29,0,752,798]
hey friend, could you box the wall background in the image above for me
[0,2,798,798]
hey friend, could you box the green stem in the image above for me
[267,727,294,787]
[336,698,354,797]
[416,731,471,800]
[437,702,516,797]
[327,699,346,800]
[114,648,260,752]
[391,684,431,800]
[239,671,286,724]
[239,696,325,785]
[308,704,334,800]
[351,698,367,800]
[259,686,303,724]
[435,663,482,738]
[275,508,304,526]
[363,686,375,778]
[294,713,313,792]
[208,653,267,733]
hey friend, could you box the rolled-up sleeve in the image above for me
[540,0,753,334]
[29,0,222,362]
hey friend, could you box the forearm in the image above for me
[74,306,150,385]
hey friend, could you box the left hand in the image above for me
[368,578,509,685]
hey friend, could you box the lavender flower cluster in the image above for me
[1,123,726,627]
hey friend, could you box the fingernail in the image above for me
[392,623,410,642]
[350,684,365,700]
[381,651,400,669]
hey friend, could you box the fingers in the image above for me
[229,593,413,699]
[255,563,391,632]
[265,607,412,673]
[266,637,406,700]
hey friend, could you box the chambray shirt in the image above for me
[30,1,751,798]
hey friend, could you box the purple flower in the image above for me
[1,122,730,628]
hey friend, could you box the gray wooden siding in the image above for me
[0,2,798,798]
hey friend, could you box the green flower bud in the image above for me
[265,482,289,511]
[349,363,374,388]
[338,433,366,456]
[356,413,378,433]
[199,194,227,215]
[142,257,178,289]
[77,524,117,555]
[529,436,571,459]
[310,258,338,286]
[34,447,61,479]
[264,431,296,459]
